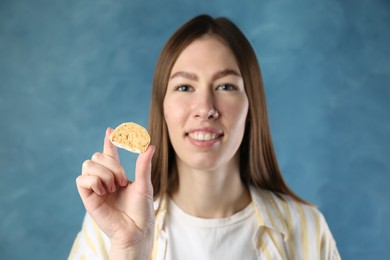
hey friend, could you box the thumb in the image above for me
[103,127,120,162]
[134,145,155,196]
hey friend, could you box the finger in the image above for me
[134,145,155,197]
[82,159,117,193]
[103,127,120,162]
[76,174,106,196]
[90,152,128,187]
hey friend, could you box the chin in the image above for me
[183,156,225,172]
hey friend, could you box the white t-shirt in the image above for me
[165,199,258,260]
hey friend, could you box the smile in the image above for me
[188,132,220,141]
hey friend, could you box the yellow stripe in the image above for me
[253,191,286,258]
[91,218,109,259]
[282,199,296,260]
[266,192,288,233]
[84,229,96,253]
[151,230,159,260]
[296,203,309,260]
[262,240,274,259]
[269,231,288,259]
[256,228,266,255]
[258,191,278,228]
[314,210,322,257]
[68,234,80,259]
[151,197,168,260]
[303,205,319,258]
[264,192,288,258]
[319,215,330,259]
[252,202,265,226]
[259,229,276,259]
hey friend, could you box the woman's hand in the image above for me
[76,128,155,259]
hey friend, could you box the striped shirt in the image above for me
[69,187,340,259]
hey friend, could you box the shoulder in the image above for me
[250,186,340,259]
[250,186,332,238]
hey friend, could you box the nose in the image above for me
[193,90,219,120]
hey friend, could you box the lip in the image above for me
[186,127,224,147]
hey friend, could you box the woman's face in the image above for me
[163,36,249,171]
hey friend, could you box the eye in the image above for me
[175,85,193,92]
[217,83,237,91]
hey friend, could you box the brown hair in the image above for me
[148,14,308,205]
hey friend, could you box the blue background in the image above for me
[1,0,389,259]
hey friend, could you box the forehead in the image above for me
[170,35,240,75]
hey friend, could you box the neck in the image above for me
[171,157,251,218]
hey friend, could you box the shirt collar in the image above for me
[154,186,289,239]
[249,186,289,240]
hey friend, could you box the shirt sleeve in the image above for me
[319,213,341,260]
[68,213,111,260]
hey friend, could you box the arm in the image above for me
[71,128,155,259]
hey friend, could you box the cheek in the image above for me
[163,99,185,128]
[228,99,249,146]
[222,98,249,124]
[163,98,173,121]
[163,106,172,127]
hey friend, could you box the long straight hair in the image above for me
[148,15,308,206]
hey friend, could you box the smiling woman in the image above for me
[163,36,248,176]
[69,14,341,260]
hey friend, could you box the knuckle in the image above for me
[91,152,102,161]
[105,173,115,183]
[75,175,81,185]
[116,164,125,175]
[90,175,100,186]
[82,160,92,172]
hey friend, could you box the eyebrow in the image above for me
[170,69,241,81]
[170,71,198,81]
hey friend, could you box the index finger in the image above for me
[103,127,120,162]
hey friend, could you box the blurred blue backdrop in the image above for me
[0,0,389,259]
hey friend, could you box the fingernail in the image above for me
[100,187,106,195]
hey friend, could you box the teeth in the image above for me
[189,132,218,141]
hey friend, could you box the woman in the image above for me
[70,15,340,259]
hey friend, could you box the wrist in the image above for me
[109,231,154,260]
[109,247,146,260]
[109,244,152,260]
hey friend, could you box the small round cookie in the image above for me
[110,122,150,153]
